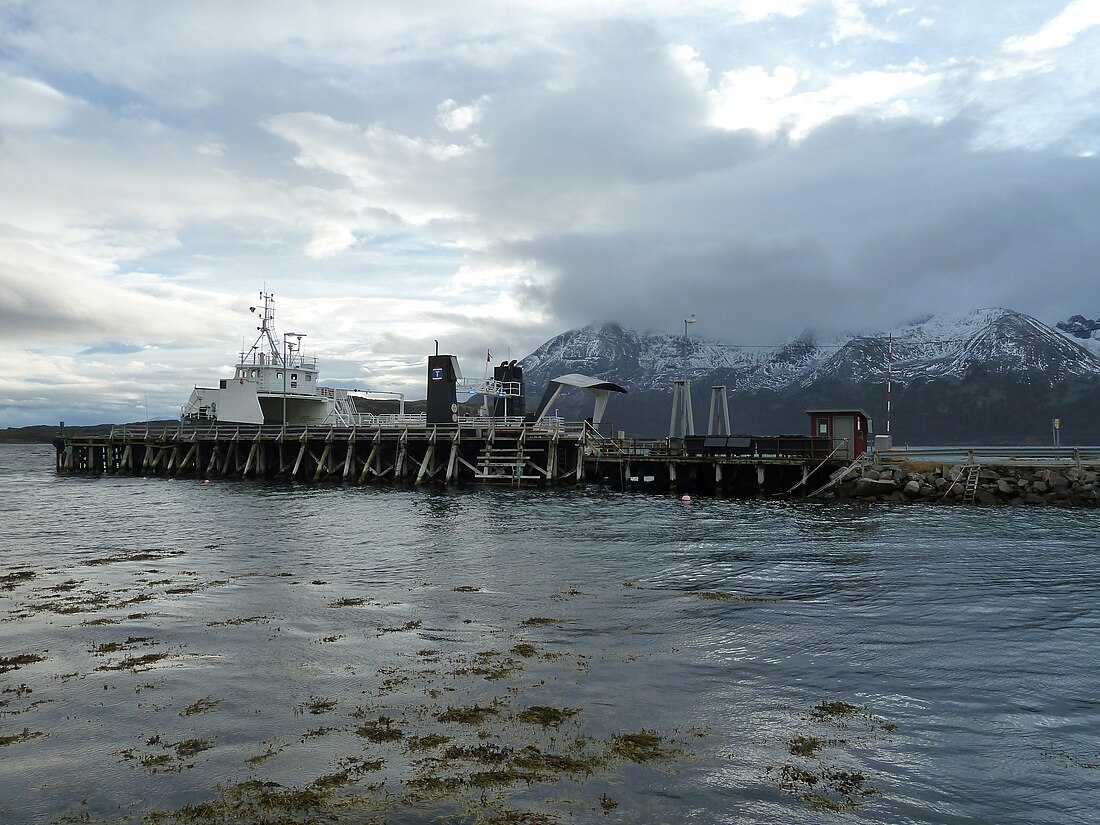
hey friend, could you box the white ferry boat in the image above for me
[182,292,410,427]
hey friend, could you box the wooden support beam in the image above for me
[359,443,379,485]
[526,454,551,478]
[443,430,460,483]
[292,442,307,479]
[177,443,198,476]
[547,434,558,480]
[394,437,408,480]
[416,443,436,485]
[313,443,332,481]
[342,433,356,480]
[457,454,481,475]
[243,442,259,477]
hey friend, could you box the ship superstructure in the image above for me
[183,292,368,427]
[182,291,532,429]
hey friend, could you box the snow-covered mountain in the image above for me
[1057,314,1100,357]
[524,309,1100,393]
[520,309,1100,443]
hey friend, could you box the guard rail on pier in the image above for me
[877,445,1100,467]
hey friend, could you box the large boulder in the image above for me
[854,477,898,497]
[975,489,998,505]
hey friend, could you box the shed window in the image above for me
[817,418,828,435]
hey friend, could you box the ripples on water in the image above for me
[1,443,1099,824]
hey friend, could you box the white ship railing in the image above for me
[457,378,522,398]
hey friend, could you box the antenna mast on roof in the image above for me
[245,290,281,365]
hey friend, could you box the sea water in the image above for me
[1,443,1099,824]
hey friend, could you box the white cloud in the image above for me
[734,0,808,23]
[263,112,476,227]
[0,73,83,131]
[436,96,489,132]
[1004,0,1100,54]
[711,65,802,133]
[711,64,932,138]
[669,44,711,92]
[830,0,898,43]
[305,223,357,258]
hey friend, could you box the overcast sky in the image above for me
[2,1,1098,425]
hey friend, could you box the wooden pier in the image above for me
[53,423,847,496]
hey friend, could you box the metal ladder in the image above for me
[963,464,981,504]
[476,442,531,482]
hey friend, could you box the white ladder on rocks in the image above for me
[963,464,981,504]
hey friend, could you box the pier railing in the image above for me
[106,418,584,442]
[878,445,1100,467]
[584,433,843,461]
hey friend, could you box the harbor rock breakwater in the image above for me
[827,461,1100,506]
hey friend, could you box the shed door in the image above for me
[833,415,855,460]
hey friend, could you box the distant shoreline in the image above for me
[0,421,178,444]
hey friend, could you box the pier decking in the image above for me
[53,423,846,496]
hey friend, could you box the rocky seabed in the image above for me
[828,463,1100,507]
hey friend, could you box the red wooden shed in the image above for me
[806,408,872,460]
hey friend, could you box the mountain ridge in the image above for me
[519,308,1100,443]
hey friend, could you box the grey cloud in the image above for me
[490,113,1100,342]
[80,341,145,355]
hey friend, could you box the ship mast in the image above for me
[244,291,283,366]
